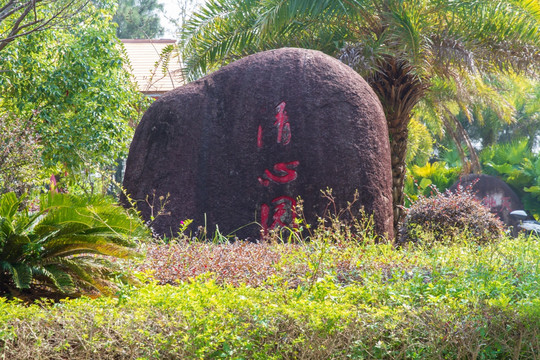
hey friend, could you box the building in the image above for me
[121,39,184,98]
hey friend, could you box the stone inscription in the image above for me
[259,101,298,235]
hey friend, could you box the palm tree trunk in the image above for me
[367,57,427,238]
[388,116,410,237]
[453,116,482,174]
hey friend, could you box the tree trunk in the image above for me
[453,116,482,174]
[442,106,482,174]
[441,115,469,171]
[388,115,410,237]
[367,57,427,239]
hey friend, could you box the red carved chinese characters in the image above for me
[274,101,291,145]
[258,161,299,186]
[261,203,270,230]
[482,195,512,212]
[261,196,297,234]
[257,125,263,148]
[258,101,300,236]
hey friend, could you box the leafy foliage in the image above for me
[461,75,540,149]
[404,161,462,206]
[480,138,540,218]
[0,192,146,299]
[406,118,434,166]
[399,187,504,245]
[0,1,149,191]
[0,115,42,194]
[0,0,91,52]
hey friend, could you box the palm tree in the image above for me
[0,192,146,300]
[458,74,540,149]
[416,73,516,174]
[180,0,540,237]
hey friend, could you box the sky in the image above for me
[159,0,203,39]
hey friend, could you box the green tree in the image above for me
[414,73,515,174]
[113,0,164,39]
[0,0,91,52]
[166,0,200,38]
[180,0,540,235]
[0,1,148,193]
[0,114,41,194]
[462,75,540,149]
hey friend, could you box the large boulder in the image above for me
[122,48,393,240]
[450,174,524,235]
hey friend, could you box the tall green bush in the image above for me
[0,0,149,194]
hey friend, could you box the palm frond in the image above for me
[41,238,139,259]
[0,217,13,243]
[180,0,262,80]
[509,0,540,22]
[14,211,45,236]
[446,0,540,74]
[0,192,20,219]
[8,263,32,289]
[50,256,121,295]
[389,4,424,64]
[0,234,30,262]
[0,192,145,299]
[33,264,75,293]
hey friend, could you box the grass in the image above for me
[1,232,540,359]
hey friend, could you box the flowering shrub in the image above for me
[399,186,504,245]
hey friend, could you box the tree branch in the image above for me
[0,0,89,53]
[0,1,27,23]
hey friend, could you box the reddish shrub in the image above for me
[399,186,504,245]
[134,239,409,288]
[136,241,285,287]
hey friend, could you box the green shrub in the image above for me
[0,192,147,300]
[3,236,540,359]
[404,161,462,206]
[399,187,504,245]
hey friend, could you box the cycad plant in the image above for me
[0,192,146,300]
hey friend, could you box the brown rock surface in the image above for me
[122,48,393,240]
[450,174,524,235]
